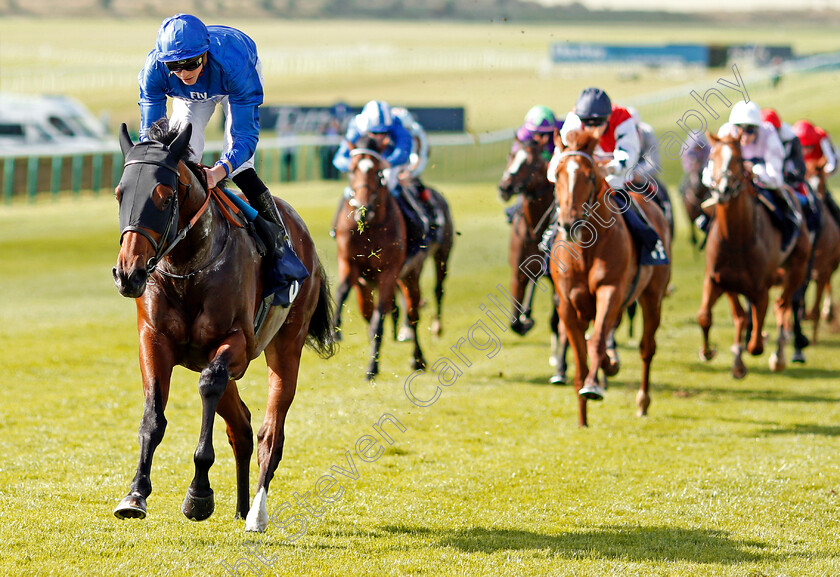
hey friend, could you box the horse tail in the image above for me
[306,261,338,358]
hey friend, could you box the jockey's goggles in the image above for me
[580,117,607,127]
[737,124,758,135]
[165,55,204,72]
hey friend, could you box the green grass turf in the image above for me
[2,176,840,576]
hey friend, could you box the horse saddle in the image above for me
[608,191,669,266]
[219,187,309,309]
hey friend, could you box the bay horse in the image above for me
[111,122,334,532]
[549,128,671,427]
[679,166,712,251]
[332,135,425,379]
[804,158,840,337]
[698,132,810,378]
[497,138,568,381]
[393,180,454,340]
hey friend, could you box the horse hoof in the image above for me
[114,493,147,519]
[549,373,567,385]
[791,350,806,364]
[510,318,534,336]
[396,326,414,342]
[636,391,650,416]
[182,488,215,521]
[332,330,343,342]
[413,358,427,371]
[602,361,620,377]
[732,364,747,379]
[431,319,442,337]
[768,353,785,373]
[699,348,716,362]
[579,383,605,401]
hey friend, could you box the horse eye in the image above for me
[161,195,172,209]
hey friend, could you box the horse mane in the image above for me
[146,119,204,181]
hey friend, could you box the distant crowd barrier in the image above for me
[0,130,513,203]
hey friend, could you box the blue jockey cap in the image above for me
[358,100,394,134]
[155,14,210,62]
[575,87,612,121]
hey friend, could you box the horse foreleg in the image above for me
[331,263,357,342]
[726,293,748,379]
[559,305,589,426]
[366,276,398,379]
[246,335,304,533]
[216,381,254,520]
[697,275,723,361]
[747,293,770,357]
[399,272,426,372]
[114,334,174,520]
[510,254,536,336]
[582,287,620,402]
[183,333,248,522]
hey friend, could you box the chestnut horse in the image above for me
[111,122,335,532]
[804,158,840,337]
[698,132,810,378]
[332,136,425,379]
[497,138,568,381]
[549,128,671,427]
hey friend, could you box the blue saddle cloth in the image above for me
[264,243,310,307]
[608,191,669,266]
[794,188,821,234]
[221,188,310,308]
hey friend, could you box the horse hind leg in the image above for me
[216,380,254,520]
[245,336,304,532]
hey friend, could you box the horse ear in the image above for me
[706,131,719,145]
[554,128,565,151]
[170,123,193,158]
[119,123,133,157]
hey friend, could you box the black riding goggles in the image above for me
[165,55,204,72]
[580,117,607,128]
[737,124,758,135]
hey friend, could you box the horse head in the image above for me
[347,136,388,227]
[705,131,748,207]
[551,127,602,234]
[498,138,546,202]
[112,121,196,298]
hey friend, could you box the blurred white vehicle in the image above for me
[0,94,111,154]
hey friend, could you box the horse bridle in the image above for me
[703,146,748,208]
[121,158,213,275]
[555,149,600,226]
[347,148,388,222]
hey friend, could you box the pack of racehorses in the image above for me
[111,118,837,530]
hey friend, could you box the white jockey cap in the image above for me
[729,100,762,126]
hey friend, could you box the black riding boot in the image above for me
[233,169,287,260]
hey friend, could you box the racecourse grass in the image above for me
[2,178,840,577]
[3,15,840,577]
